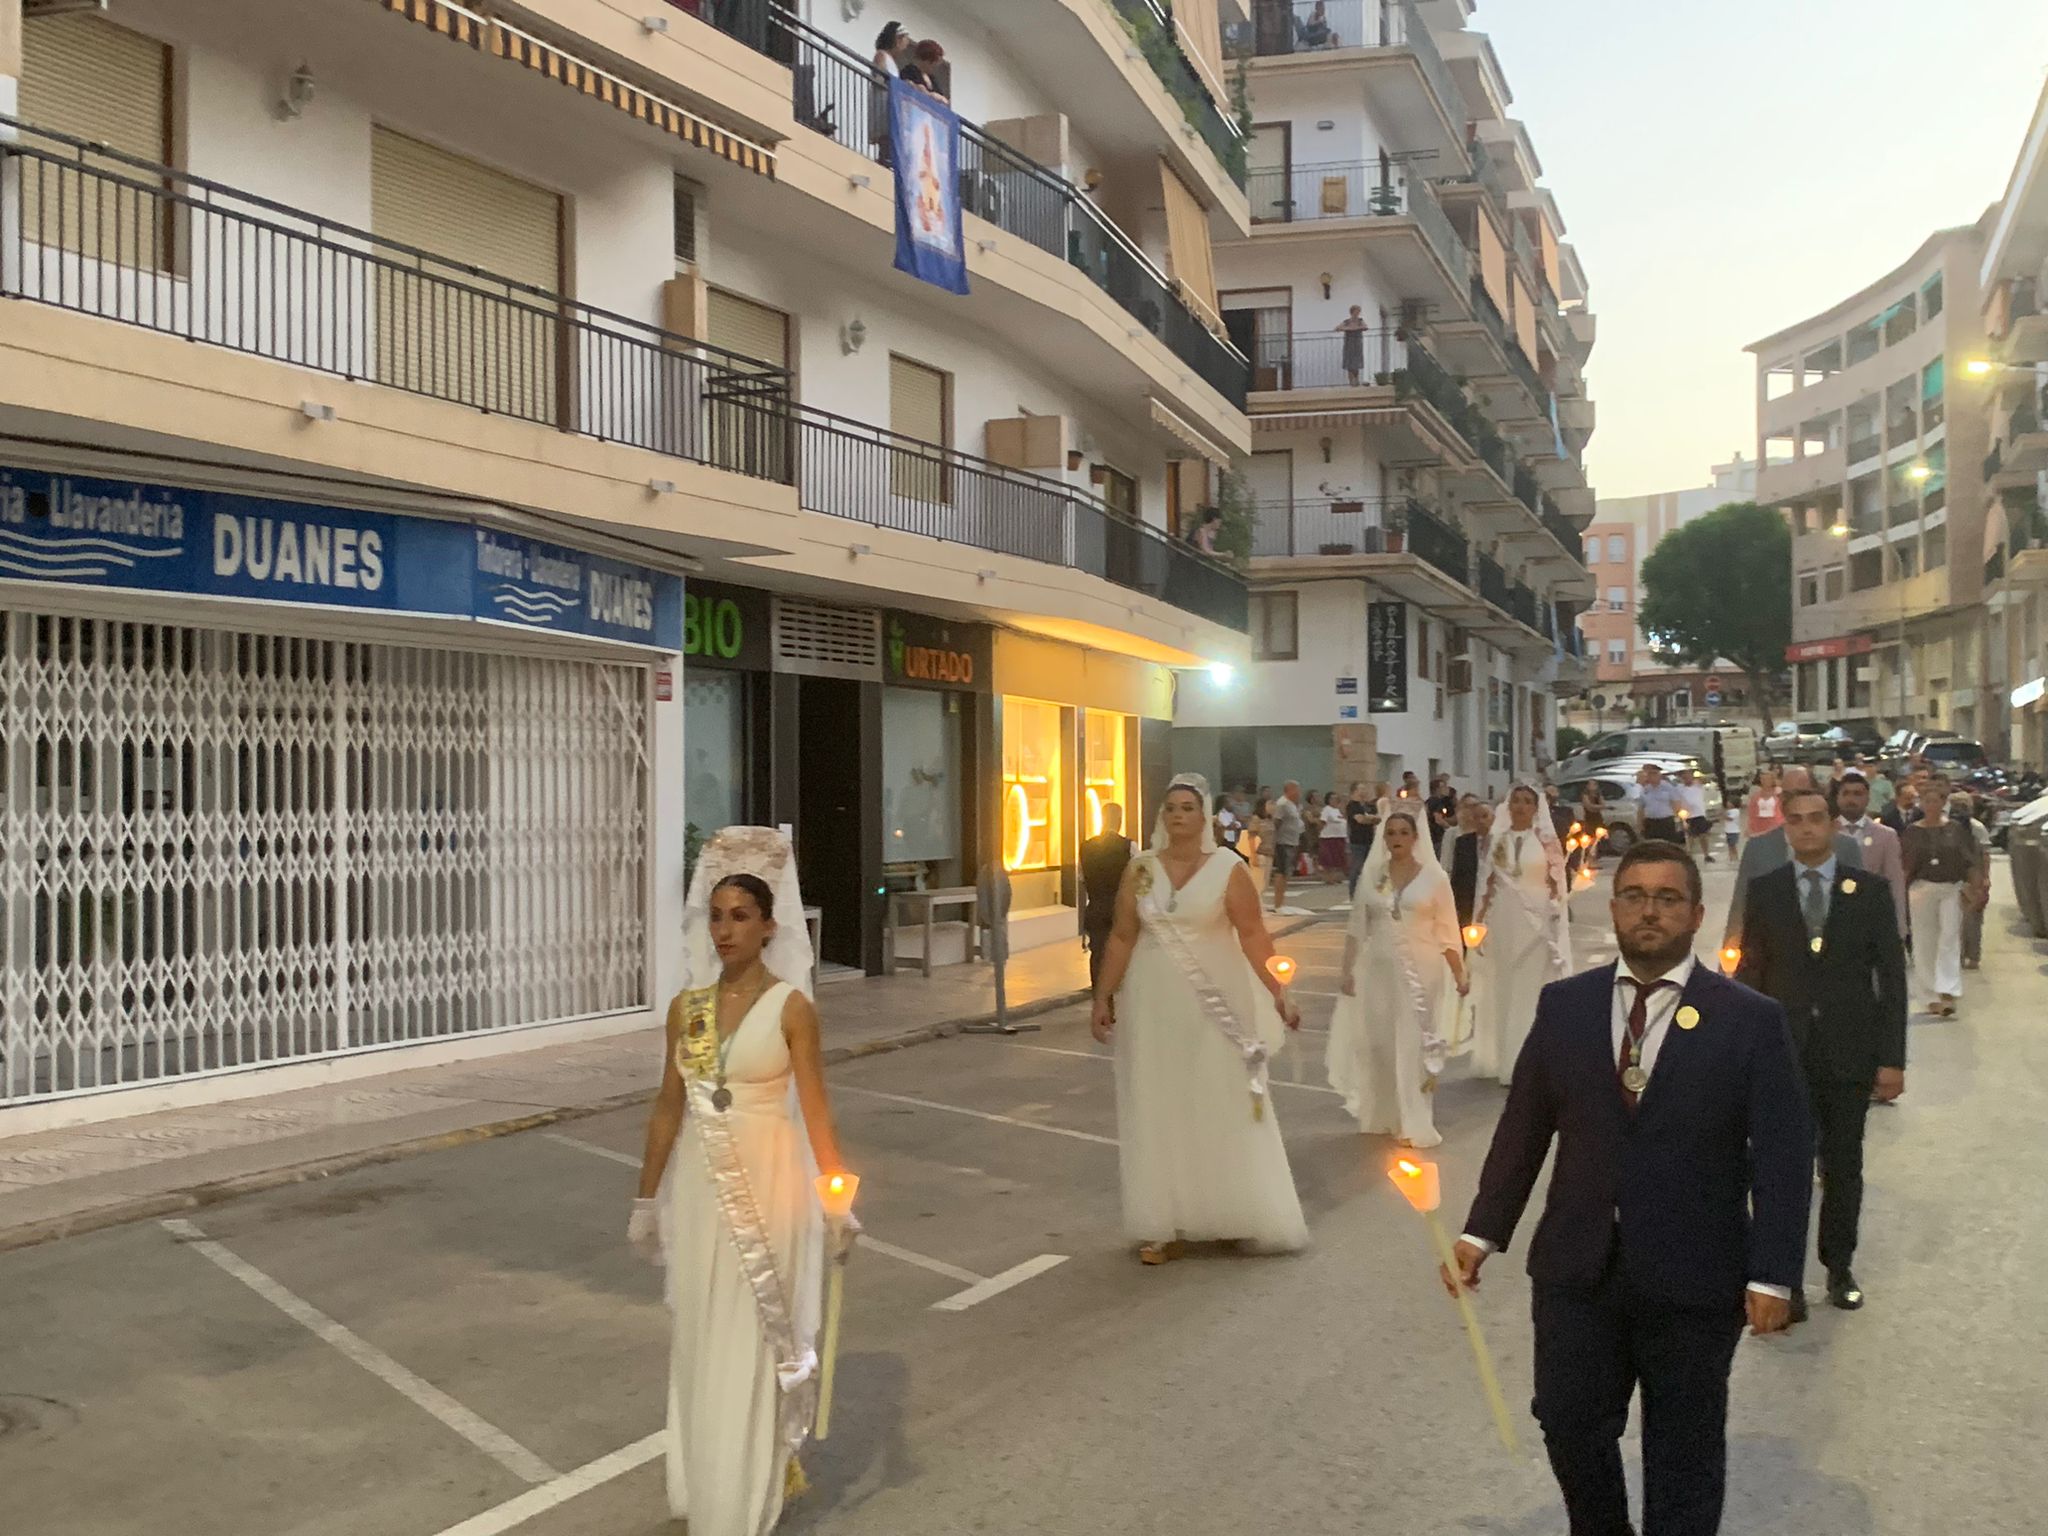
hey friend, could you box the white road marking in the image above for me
[542,1126,984,1288]
[931,1253,1070,1312]
[162,1218,557,1485]
[860,1237,982,1286]
[836,1083,1119,1146]
[428,1431,665,1536]
[1008,1043,1342,1095]
[542,1131,639,1168]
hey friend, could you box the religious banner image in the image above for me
[1368,600,1409,714]
[889,77,970,296]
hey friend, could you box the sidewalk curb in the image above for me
[0,914,1330,1255]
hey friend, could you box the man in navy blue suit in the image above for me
[1445,840,1813,1536]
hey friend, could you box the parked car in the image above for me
[1916,737,1988,774]
[1558,726,1756,795]
[1554,759,1725,855]
[1763,720,1850,763]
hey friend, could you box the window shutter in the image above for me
[707,288,790,372]
[18,14,170,266]
[889,355,950,502]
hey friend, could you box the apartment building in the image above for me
[1570,455,1757,730]
[1748,223,1993,744]
[0,0,1253,1120]
[1171,0,1596,795]
[1979,78,2048,770]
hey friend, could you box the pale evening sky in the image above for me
[1478,0,2048,500]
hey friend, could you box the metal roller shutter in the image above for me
[17,14,170,267]
[707,288,789,373]
[370,128,564,424]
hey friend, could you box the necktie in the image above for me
[1618,978,1672,1110]
[1803,868,1827,940]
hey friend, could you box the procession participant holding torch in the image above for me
[1091,774,1308,1263]
[1445,839,1813,1536]
[630,828,856,1535]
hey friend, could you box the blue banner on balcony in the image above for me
[0,467,682,651]
[889,78,970,296]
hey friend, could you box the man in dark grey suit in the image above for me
[1723,767,1859,948]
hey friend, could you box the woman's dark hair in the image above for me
[1382,809,1420,837]
[875,20,905,49]
[711,872,775,921]
[1611,840,1701,904]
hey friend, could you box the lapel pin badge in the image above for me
[1842,877,1858,895]
[1675,1005,1700,1031]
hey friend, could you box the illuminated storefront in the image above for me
[1083,709,1133,838]
[1002,696,1065,898]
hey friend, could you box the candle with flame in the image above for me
[1569,821,1583,838]
[1719,945,1741,975]
[812,1172,861,1440]
[1595,825,1610,842]
[1462,922,1487,949]
[1389,1155,1521,1455]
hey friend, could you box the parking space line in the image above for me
[835,1083,1119,1146]
[541,1131,640,1168]
[540,1125,986,1289]
[1007,1043,1341,1095]
[932,1253,1070,1312]
[429,1431,664,1536]
[161,1218,557,1486]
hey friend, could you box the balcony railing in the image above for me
[1104,0,1248,186]
[0,117,1246,629]
[1248,495,1400,557]
[670,0,773,50]
[1231,2,1463,128]
[1848,431,1881,465]
[1984,442,2004,481]
[1512,462,1542,515]
[770,12,1249,407]
[1508,581,1539,631]
[1247,327,1407,390]
[1399,497,1468,585]
[1245,159,1468,278]
[1476,552,1510,610]
[1396,339,1507,477]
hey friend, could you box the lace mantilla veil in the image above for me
[1355,795,1444,900]
[680,826,815,999]
[1150,772,1220,854]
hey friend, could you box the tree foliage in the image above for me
[1637,501,1790,726]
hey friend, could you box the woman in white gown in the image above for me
[628,828,855,1535]
[1326,805,1469,1148]
[1470,783,1572,1085]
[1090,774,1310,1263]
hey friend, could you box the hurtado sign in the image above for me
[885,610,991,692]
[0,467,681,650]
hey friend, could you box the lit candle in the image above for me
[1462,923,1488,948]
[812,1172,861,1441]
[1719,945,1741,975]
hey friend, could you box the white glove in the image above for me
[826,1210,863,1261]
[627,1197,663,1266]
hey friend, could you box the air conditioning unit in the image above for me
[1447,656,1474,695]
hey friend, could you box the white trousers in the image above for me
[1908,881,1963,1003]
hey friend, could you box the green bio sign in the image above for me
[680,582,767,670]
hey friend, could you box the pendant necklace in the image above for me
[711,976,764,1111]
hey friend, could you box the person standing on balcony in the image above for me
[1335,306,1371,386]
[1190,506,1224,555]
[1090,776,1307,1264]
[905,39,949,101]
[870,22,914,165]
[630,829,854,1536]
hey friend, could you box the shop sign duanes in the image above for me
[885,611,991,692]
[1368,600,1408,714]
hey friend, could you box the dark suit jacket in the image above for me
[1079,834,1132,935]
[1463,964,1814,1307]
[1735,862,1908,1085]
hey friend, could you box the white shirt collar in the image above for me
[1614,952,1696,995]
[1794,853,1837,886]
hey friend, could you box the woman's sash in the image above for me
[1132,855,1272,1120]
[1371,873,1448,1074]
[675,986,817,1455]
[1487,837,1570,979]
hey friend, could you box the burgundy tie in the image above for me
[1618,979,1672,1109]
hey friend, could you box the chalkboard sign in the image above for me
[1368,601,1408,714]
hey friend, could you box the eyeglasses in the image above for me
[1613,888,1692,913]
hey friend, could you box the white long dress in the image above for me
[1326,864,1461,1147]
[1471,826,1571,1085]
[1113,848,1309,1252]
[665,981,824,1535]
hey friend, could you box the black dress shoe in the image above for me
[1827,1269,1865,1310]
[1788,1289,1809,1325]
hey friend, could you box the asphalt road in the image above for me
[6,861,2047,1536]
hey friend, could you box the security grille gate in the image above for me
[0,608,650,1105]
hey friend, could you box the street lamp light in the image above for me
[1828,520,1910,724]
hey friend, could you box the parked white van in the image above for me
[1559,726,1757,793]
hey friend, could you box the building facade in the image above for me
[1748,225,1993,743]
[1569,454,1757,732]
[0,0,1253,1120]
[1979,78,2048,770]
[1172,0,1597,798]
